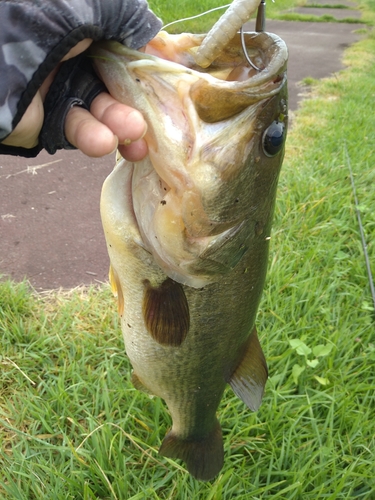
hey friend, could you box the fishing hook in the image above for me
[256,0,266,32]
[240,0,266,71]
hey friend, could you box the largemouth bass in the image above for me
[93,30,288,481]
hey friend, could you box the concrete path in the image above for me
[0,5,369,290]
[289,7,361,19]
[258,19,365,110]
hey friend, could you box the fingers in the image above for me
[65,92,149,160]
[2,37,150,161]
[91,93,149,161]
[64,106,118,157]
[118,138,148,163]
[90,92,147,145]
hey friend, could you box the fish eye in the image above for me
[263,121,285,157]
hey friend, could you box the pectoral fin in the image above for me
[142,278,190,347]
[229,327,268,411]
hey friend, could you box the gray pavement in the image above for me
[305,0,358,5]
[0,151,113,289]
[0,8,370,290]
[289,7,362,19]
[258,20,366,110]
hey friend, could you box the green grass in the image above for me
[302,3,352,8]
[275,0,375,24]
[147,0,310,33]
[276,12,368,21]
[147,0,373,31]
[2,4,375,500]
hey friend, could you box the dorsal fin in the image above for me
[109,264,124,316]
[142,278,190,347]
[229,327,268,411]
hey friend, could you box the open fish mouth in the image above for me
[93,32,287,288]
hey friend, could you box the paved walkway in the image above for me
[0,6,368,290]
[259,19,365,110]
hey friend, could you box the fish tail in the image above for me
[159,420,224,481]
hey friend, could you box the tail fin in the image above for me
[159,420,224,481]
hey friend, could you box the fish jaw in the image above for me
[92,31,287,288]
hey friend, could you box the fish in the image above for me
[92,29,288,481]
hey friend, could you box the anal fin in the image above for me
[159,419,223,482]
[229,327,268,411]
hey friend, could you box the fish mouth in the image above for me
[181,30,288,85]
[93,32,288,288]
[105,30,287,84]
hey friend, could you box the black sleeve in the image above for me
[0,0,162,156]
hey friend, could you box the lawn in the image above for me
[1,1,375,498]
[147,0,312,33]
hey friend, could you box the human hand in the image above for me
[1,39,148,162]
[0,0,163,160]
[65,90,148,162]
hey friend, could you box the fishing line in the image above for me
[162,4,231,30]
[240,25,261,70]
[163,0,274,31]
[344,143,375,314]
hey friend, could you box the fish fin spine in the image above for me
[142,278,190,347]
[229,327,268,411]
[159,419,223,481]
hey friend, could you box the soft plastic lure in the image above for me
[195,0,263,68]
